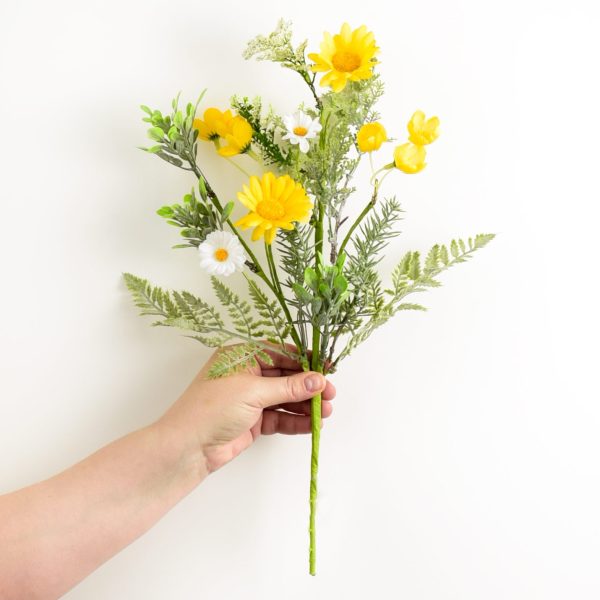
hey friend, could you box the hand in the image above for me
[156,346,336,473]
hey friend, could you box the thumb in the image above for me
[256,371,327,408]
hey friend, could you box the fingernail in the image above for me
[305,375,322,392]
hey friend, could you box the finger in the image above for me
[262,373,336,400]
[271,399,333,418]
[261,411,325,435]
[261,368,304,378]
[254,371,327,408]
[255,342,304,371]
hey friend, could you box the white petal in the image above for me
[298,138,310,153]
[283,115,295,131]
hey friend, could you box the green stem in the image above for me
[264,243,307,363]
[338,182,379,258]
[225,157,252,177]
[186,154,304,352]
[309,200,324,576]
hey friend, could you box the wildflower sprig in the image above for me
[126,20,494,577]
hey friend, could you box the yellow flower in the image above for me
[217,115,253,157]
[357,122,387,152]
[393,143,427,174]
[407,110,440,146]
[308,23,379,93]
[234,172,313,244]
[193,108,234,141]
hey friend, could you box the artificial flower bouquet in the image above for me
[125,20,494,575]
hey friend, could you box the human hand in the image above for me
[156,346,336,474]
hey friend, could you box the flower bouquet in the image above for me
[124,20,494,575]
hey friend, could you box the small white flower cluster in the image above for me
[282,111,322,153]
[198,231,246,277]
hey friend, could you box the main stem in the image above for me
[309,200,324,576]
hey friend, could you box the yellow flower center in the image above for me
[214,248,229,262]
[332,51,361,73]
[293,126,308,136]
[257,200,285,221]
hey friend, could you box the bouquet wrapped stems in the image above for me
[126,20,494,574]
[309,204,325,575]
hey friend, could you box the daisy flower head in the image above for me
[282,112,322,153]
[235,172,313,244]
[198,230,247,276]
[308,23,379,93]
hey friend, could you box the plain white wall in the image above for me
[1,0,599,597]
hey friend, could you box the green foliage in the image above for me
[247,279,290,346]
[157,185,230,248]
[346,197,403,316]
[211,277,263,339]
[124,272,295,376]
[133,21,496,379]
[139,91,205,172]
[123,273,179,322]
[207,344,274,379]
[243,19,310,80]
[335,233,496,364]
[231,96,290,166]
[292,252,349,327]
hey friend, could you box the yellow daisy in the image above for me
[234,172,313,244]
[193,108,234,141]
[218,115,253,157]
[308,23,379,93]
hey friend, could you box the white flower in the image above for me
[282,111,322,153]
[198,230,247,277]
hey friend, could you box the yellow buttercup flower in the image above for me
[235,172,313,244]
[407,110,440,146]
[393,143,427,174]
[357,122,387,152]
[217,115,253,157]
[193,108,234,141]
[308,23,379,93]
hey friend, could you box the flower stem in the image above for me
[225,157,252,177]
[338,180,379,258]
[185,155,305,352]
[309,327,322,576]
[309,199,324,576]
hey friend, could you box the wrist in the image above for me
[149,418,210,493]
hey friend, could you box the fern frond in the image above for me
[335,233,495,363]
[207,343,274,379]
[123,273,178,320]
[247,279,291,345]
[211,277,263,339]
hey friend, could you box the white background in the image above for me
[1,0,599,598]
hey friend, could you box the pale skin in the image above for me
[0,347,335,599]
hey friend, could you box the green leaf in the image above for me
[304,267,318,291]
[157,206,174,218]
[221,201,235,221]
[333,274,348,294]
[148,127,165,142]
[292,283,312,303]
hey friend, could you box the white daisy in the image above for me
[198,230,247,277]
[282,111,322,153]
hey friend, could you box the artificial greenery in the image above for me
[125,19,494,575]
